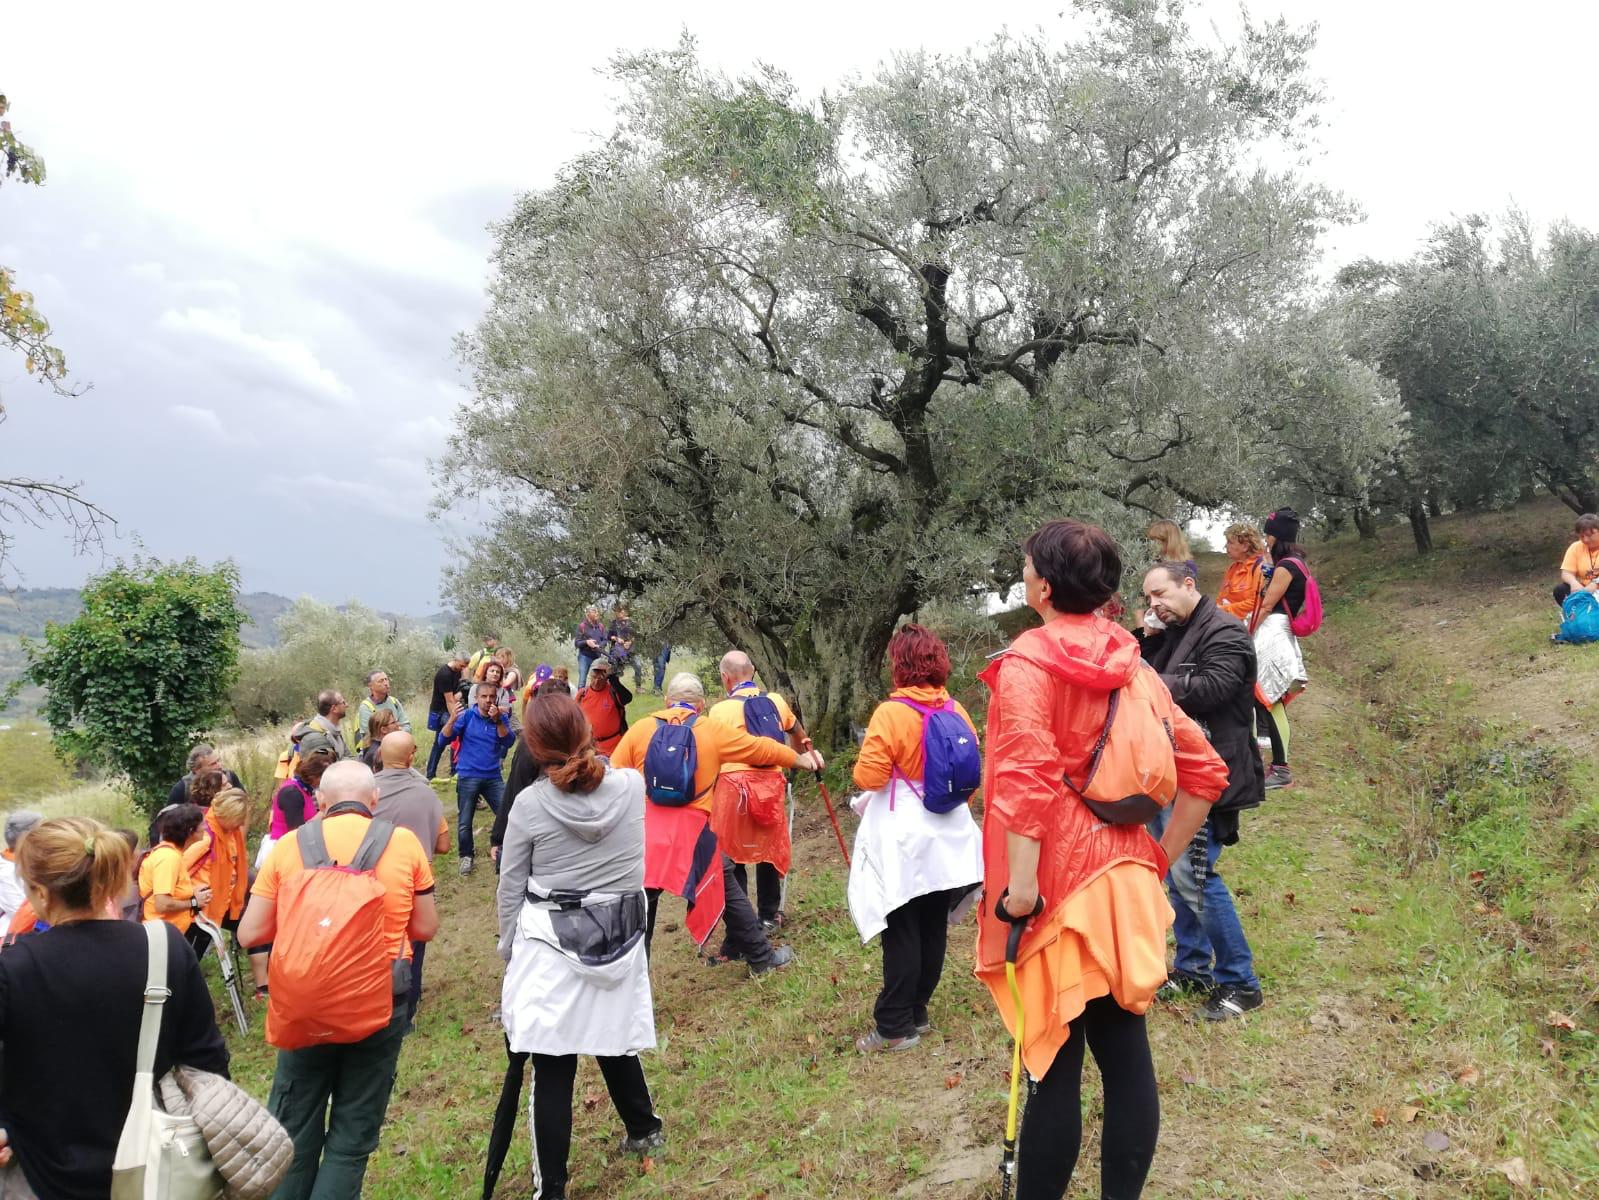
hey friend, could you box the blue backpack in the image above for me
[643,714,700,806]
[892,697,981,814]
[1555,591,1599,645]
[739,691,787,743]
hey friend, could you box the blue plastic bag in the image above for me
[1554,591,1599,645]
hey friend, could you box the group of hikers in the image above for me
[0,509,1327,1200]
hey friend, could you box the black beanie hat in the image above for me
[1263,507,1301,543]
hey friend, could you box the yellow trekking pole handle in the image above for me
[996,891,1043,1199]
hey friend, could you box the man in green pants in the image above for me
[239,761,439,1199]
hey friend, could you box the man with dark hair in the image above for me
[1140,561,1265,1021]
[425,655,469,780]
[1554,513,1599,607]
[311,689,350,759]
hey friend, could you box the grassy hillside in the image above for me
[18,500,1599,1197]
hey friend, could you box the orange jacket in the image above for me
[1215,555,1268,629]
[975,613,1228,971]
[853,686,979,793]
[611,706,800,813]
[183,808,249,923]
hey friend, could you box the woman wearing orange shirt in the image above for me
[139,804,211,949]
[979,520,1227,1199]
[849,625,983,1054]
[182,788,251,937]
[1215,522,1269,628]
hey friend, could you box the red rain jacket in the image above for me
[975,613,1228,971]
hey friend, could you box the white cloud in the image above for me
[128,261,167,283]
[260,471,423,522]
[168,403,236,442]
[156,306,354,405]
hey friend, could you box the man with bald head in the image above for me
[372,731,449,1029]
[240,759,438,1196]
[706,650,810,933]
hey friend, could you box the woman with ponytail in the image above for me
[0,817,228,1199]
[495,693,664,1200]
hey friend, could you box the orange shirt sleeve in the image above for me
[609,718,655,771]
[707,720,798,772]
[853,702,898,791]
[181,839,210,887]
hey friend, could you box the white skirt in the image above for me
[1254,612,1308,705]
[501,906,656,1058]
[846,780,983,944]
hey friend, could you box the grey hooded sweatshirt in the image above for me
[496,766,645,961]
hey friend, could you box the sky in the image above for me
[3,1,1597,614]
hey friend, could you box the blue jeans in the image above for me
[577,652,597,690]
[456,774,503,858]
[424,712,450,779]
[1148,808,1259,991]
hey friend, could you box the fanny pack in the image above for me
[521,882,646,967]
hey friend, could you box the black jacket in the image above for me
[1141,595,1264,818]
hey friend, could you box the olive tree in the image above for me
[444,2,1386,741]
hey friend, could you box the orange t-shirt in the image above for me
[576,684,628,753]
[1561,540,1599,587]
[706,689,798,773]
[852,686,979,793]
[139,843,197,932]
[183,809,249,923]
[611,707,800,813]
[253,810,435,960]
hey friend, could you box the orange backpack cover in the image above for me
[1064,662,1180,824]
[266,815,396,1050]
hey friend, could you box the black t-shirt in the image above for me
[166,768,243,808]
[1271,558,1308,618]
[430,663,462,714]
[0,920,230,1200]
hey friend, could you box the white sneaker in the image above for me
[460,855,474,876]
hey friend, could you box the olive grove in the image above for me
[442,1,1400,742]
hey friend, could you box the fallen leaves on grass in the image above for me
[1399,1104,1422,1123]
[1545,1010,1577,1031]
[1371,1108,1388,1128]
[1495,1157,1531,1190]
[1453,1065,1481,1087]
[582,1089,603,1112]
[1421,1130,1450,1152]
[944,1074,962,1089]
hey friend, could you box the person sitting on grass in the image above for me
[1553,512,1599,607]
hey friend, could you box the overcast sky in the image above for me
[3,1,1595,614]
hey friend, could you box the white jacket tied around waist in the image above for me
[501,884,656,1058]
[846,778,983,944]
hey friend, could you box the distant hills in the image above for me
[0,587,453,717]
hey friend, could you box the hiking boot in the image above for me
[621,1127,666,1156]
[856,1029,921,1054]
[1202,985,1264,1021]
[1156,970,1212,1001]
[460,855,474,876]
[748,944,795,977]
[1263,765,1293,790]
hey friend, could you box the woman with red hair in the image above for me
[979,520,1228,1198]
[848,624,984,1054]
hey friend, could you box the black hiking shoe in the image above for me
[1263,765,1293,790]
[748,944,795,977]
[1202,986,1264,1021]
[621,1127,666,1156]
[1156,970,1212,1001]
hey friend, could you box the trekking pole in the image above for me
[801,738,850,867]
[778,780,796,913]
[995,891,1044,1200]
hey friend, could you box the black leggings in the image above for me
[1017,996,1159,1200]
[1254,699,1286,767]
[529,1052,660,1198]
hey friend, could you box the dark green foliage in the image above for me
[24,559,246,812]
